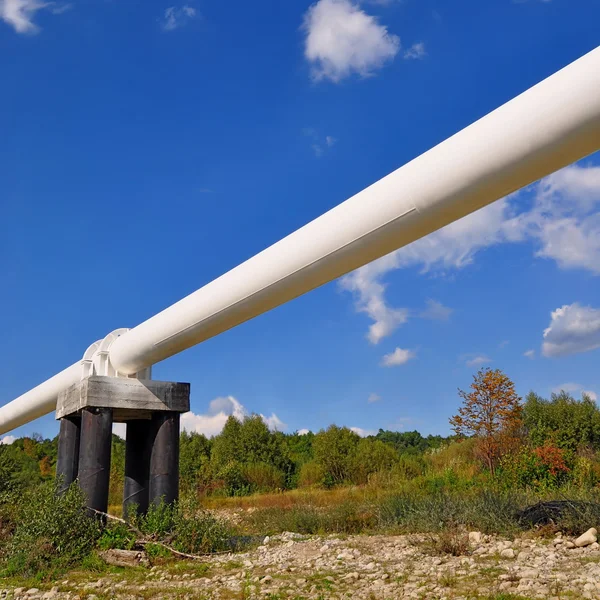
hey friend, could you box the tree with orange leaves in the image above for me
[450,367,522,475]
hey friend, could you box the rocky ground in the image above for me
[3,530,600,599]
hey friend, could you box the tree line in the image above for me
[2,367,600,500]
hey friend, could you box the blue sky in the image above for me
[1,0,599,443]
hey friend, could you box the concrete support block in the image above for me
[78,407,113,515]
[56,416,81,494]
[57,376,190,421]
[149,412,180,507]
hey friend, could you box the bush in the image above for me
[422,528,470,556]
[0,482,101,579]
[498,445,572,490]
[241,463,285,493]
[136,499,233,555]
[97,521,136,550]
[216,461,253,497]
[297,461,325,488]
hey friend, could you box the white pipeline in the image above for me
[2,46,600,435]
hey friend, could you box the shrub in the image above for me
[216,461,253,497]
[1,482,101,579]
[498,445,572,490]
[423,528,470,556]
[136,499,233,555]
[241,463,285,493]
[97,521,136,550]
[297,461,325,488]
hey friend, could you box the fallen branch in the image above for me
[88,508,233,561]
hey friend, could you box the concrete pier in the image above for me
[56,376,190,518]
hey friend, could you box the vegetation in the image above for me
[2,367,600,579]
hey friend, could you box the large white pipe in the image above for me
[1,46,600,435]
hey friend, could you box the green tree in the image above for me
[523,390,600,452]
[179,431,211,492]
[211,416,243,471]
[351,438,398,484]
[313,426,360,485]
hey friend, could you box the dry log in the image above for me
[99,549,149,568]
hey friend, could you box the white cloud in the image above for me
[305,128,337,157]
[524,349,535,359]
[403,42,426,60]
[161,4,197,31]
[350,426,376,437]
[381,347,415,367]
[180,396,287,437]
[261,413,287,432]
[542,303,600,358]
[340,266,409,343]
[552,382,597,401]
[465,355,491,368]
[0,0,58,34]
[341,161,600,344]
[297,428,311,435]
[112,423,126,439]
[302,0,400,83]
[420,299,452,321]
[367,392,381,403]
[0,435,16,445]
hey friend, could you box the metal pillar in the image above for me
[149,411,180,507]
[123,419,152,519]
[78,407,113,515]
[56,416,81,493]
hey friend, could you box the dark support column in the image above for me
[123,419,152,520]
[56,416,81,493]
[78,407,113,515]
[149,412,180,507]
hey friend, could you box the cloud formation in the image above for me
[0,0,63,33]
[464,355,491,368]
[420,299,452,321]
[0,435,16,445]
[552,382,597,401]
[161,4,197,31]
[404,42,426,60]
[180,396,287,437]
[303,0,400,82]
[381,347,415,367]
[542,303,600,358]
[524,349,535,359]
[341,162,600,344]
[367,392,381,403]
[304,128,337,157]
[350,426,377,437]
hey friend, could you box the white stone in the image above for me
[575,528,598,548]
[468,531,483,544]
[501,548,516,559]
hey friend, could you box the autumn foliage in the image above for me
[450,368,522,474]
